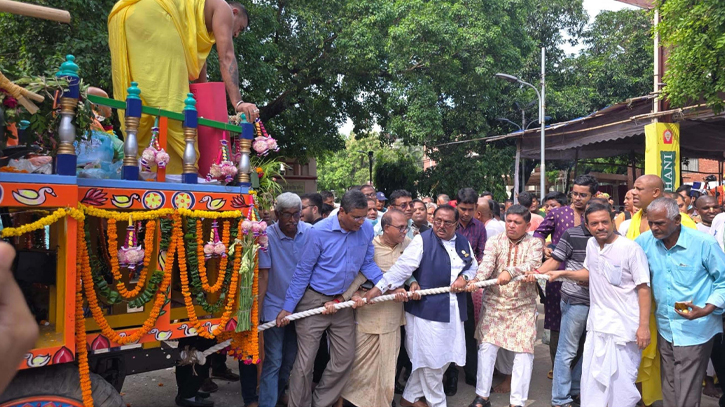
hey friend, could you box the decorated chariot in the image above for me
[0,51,279,407]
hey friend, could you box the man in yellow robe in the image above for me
[625,174,697,406]
[108,0,259,175]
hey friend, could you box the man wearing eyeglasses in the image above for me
[342,209,412,407]
[374,189,418,239]
[364,204,477,407]
[276,190,383,407]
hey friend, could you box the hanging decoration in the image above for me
[117,215,144,270]
[140,117,170,171]
[203,220,227,259]
[252,119,279,156]
[207,132,238,183]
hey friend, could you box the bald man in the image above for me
[696,196,722,234]
[627,175,698,407]
[476,198,504,238]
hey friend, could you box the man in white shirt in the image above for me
[544,201,651,407]
[695,195,722,234]
[364,205,477,407]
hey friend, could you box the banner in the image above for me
[644,122,680,191]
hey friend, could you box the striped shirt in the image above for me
[551,224,591,305]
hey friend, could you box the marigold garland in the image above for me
[177,207,242,219]
[223,254,260,364]
[186,218,236,313]
[196,219,231,293]
[75,218,94,407]
[104,219,156,299]
[81,204,173,221]
[179,219,242,339]
[0,207,81,238]
[79,214,181,345]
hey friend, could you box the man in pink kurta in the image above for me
[466,204,543,407]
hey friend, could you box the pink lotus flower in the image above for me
[253,137,268,154]
[265,138,278,151]
[257,235,268,246]
[258,221,267,232]
[142,148,157,163]
[203,244,214,255]
[213,242,226,255]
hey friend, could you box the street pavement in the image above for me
[121,305,720,407]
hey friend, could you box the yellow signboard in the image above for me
[644,122,680,191]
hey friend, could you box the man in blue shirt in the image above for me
[276,189,383,407]
[257,192,310,407]
[636,197,725,407]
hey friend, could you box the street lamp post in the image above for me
[358,150,374,185]
[495,47,546,201]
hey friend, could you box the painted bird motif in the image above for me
[25,353,51,367]
[12,187,56,206]
[111,193,140,209]
[203,321,220,334]
[200,195,226,211]
[178,323,198,337]
[149,328,173,341]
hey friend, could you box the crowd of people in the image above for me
[175,174,725,407]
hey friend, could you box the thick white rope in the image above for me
[203,273,569,356]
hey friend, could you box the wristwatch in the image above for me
[461,274,469,281]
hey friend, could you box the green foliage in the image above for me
[373,140,423,198]
[316,134,381,196]
[657,0,725,113]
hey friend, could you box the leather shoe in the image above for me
[196,392,211,399]
[175,395,214,407]
[444,372,458,396]
[200,378,219,393]
[212,368,240,381]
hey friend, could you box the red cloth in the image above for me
[189,82,228,178]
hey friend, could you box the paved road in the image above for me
[121,306,720,407]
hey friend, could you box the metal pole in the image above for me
[540,47,546,201]
[368,151,374,185]
[514,140,520,204]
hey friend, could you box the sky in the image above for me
[339,0,640,135]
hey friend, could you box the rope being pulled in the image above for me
[203,273,563,357]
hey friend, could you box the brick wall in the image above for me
[682,158,722,184]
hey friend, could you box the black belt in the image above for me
[306,286,335,297]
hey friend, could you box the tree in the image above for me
[656,0,725,113]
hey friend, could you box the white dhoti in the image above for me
[403,363,450,407]
[341,329,401,407]
[476,342,534,406]
[402,295,466,407]
[581,331,641,407]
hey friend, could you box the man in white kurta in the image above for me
[467,205,543,407]
[545,202,651,407]
[365,205,478,407]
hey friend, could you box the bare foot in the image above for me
[399,398,428,407]
[492,375,512,393]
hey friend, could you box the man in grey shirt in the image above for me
[536,199,597,407]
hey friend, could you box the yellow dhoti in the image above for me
[108,0,215,175]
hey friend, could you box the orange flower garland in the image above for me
[80,214,181,345]
[223,250,260,363]
[105,219,155,299]
[179,219,241,339]
[75,218,94,407]
[195,219,231,293]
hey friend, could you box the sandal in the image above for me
[468,396,490,407]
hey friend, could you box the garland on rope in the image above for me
[75,216,93,407]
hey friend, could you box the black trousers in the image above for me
[710,333,725,407]
[238,361,259,405]
[445,292,477,381]
[176,337,215,398]
[396,325,412,381]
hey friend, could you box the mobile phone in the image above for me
[675,301,690,313]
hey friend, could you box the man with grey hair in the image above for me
[636,197,725,407]
[277,190,383,407]
[258,192,310,407]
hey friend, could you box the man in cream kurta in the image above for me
[341,210,411,407]
[365,205,478,407]
[467,205,543,407]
